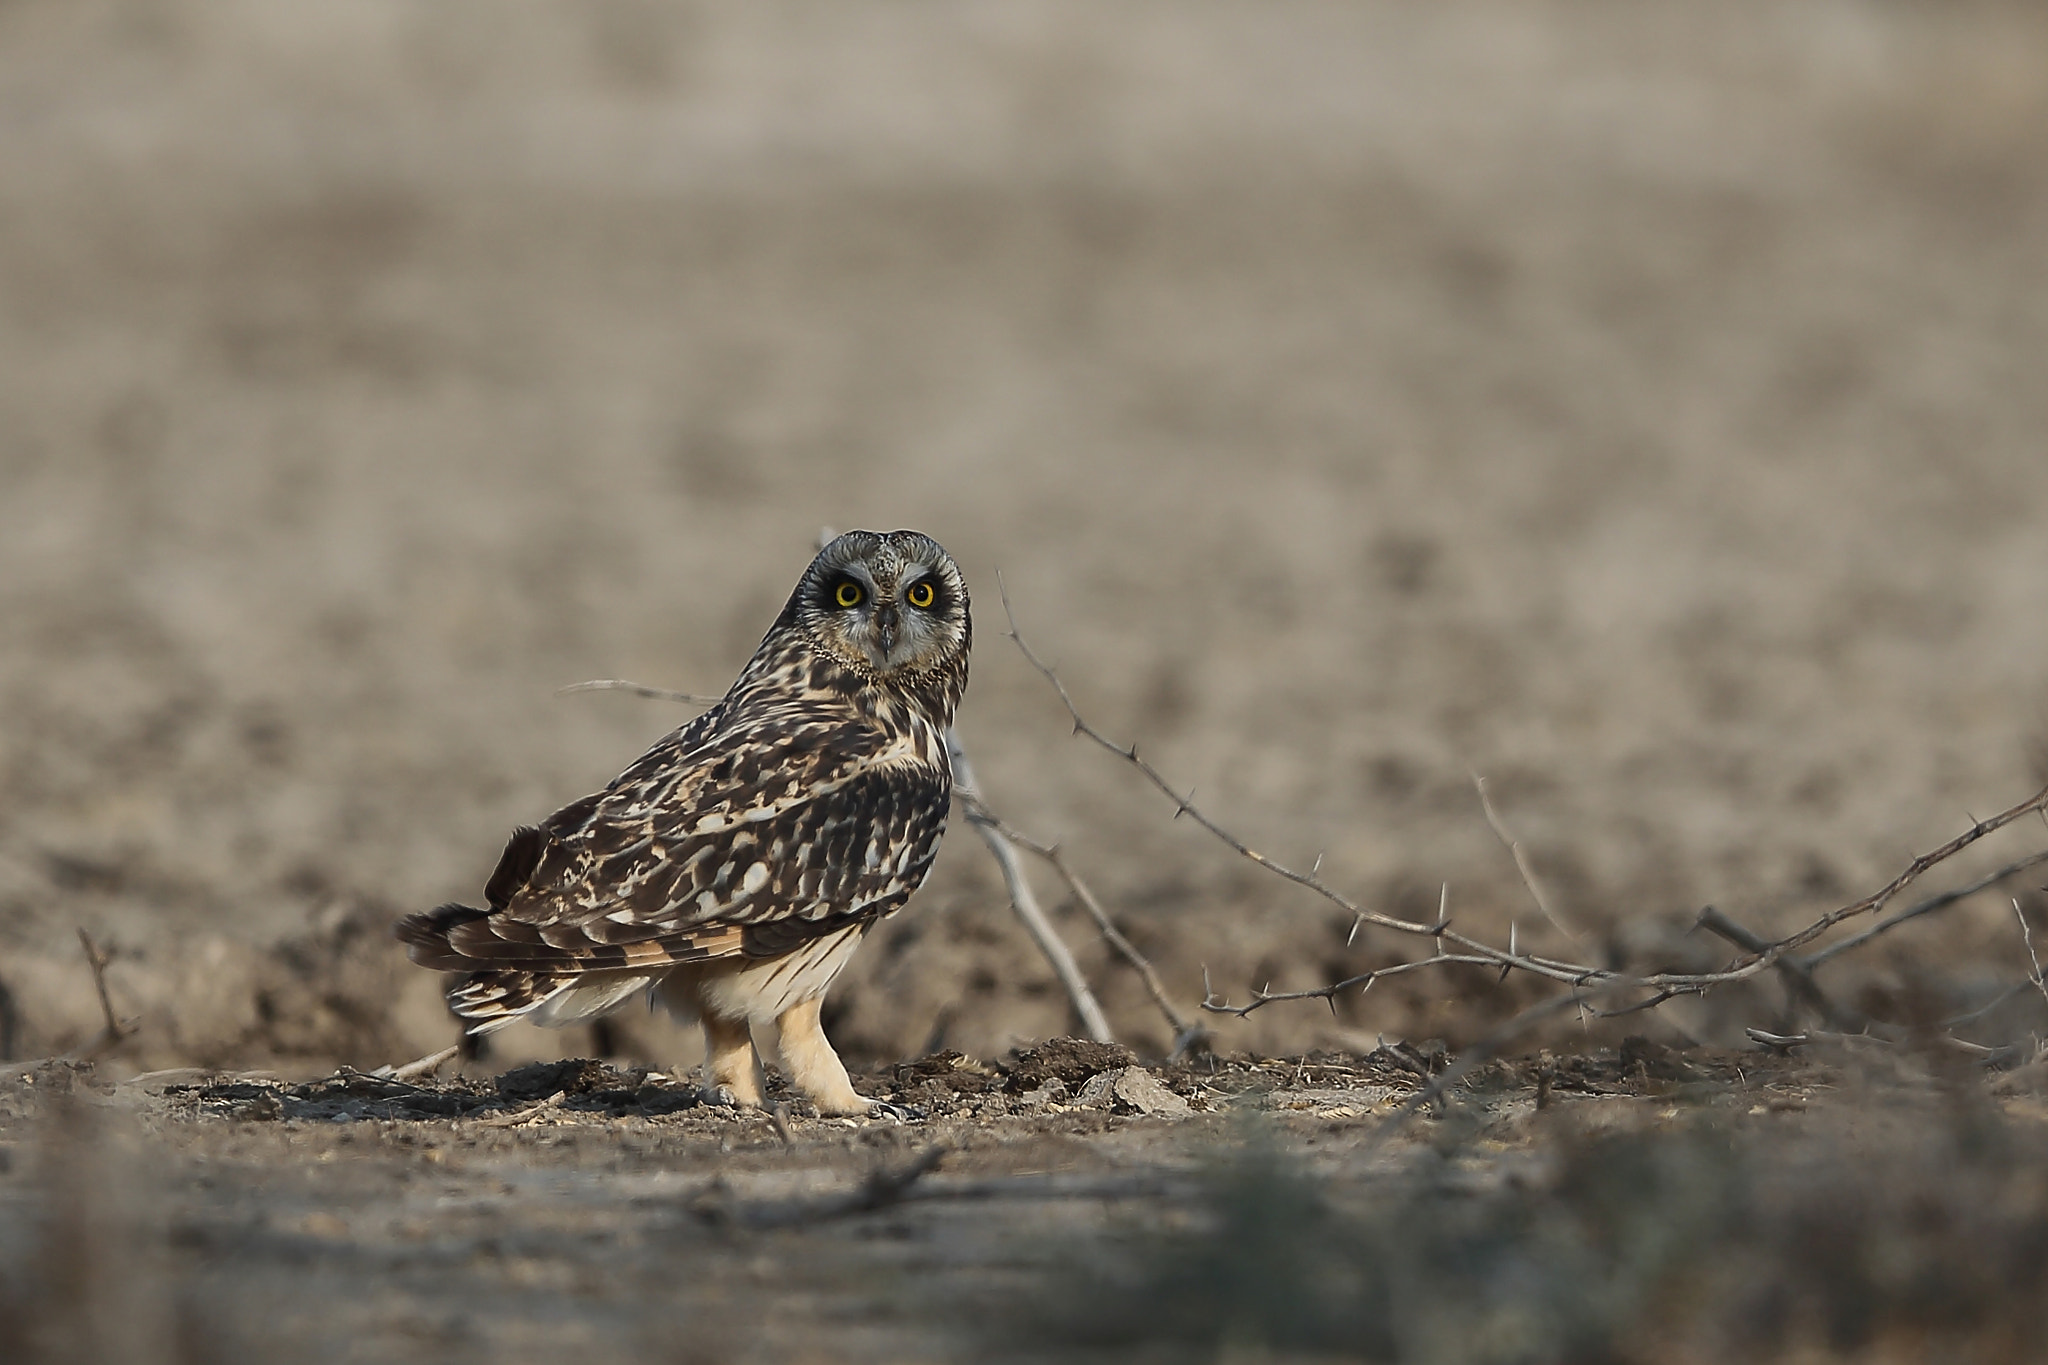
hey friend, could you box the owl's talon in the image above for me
[864,1100,924,1122]
[698,1085,753,1111]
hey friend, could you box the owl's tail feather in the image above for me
[450,969,658,1033]
[393,902,490,970]
[395,903,656,1034]
[443,969,572,1035]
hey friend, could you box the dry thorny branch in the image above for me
[992,576,2048,1052]
[949,773,1208,1057]
[946,737,1116,1045]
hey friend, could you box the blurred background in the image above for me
[2,0,2046,1074]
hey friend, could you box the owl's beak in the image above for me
[873,604,900,655]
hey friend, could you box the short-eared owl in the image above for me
[397,530,969,1116]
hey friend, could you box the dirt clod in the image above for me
[1002,1038,1138,1092]
[1073,1065,1193,1117]
[495,1058,641,1103]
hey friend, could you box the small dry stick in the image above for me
[1474,774,1587,950]
[847,1144,947,1213]
[1937,982,2032,1031]
[2015,898,2048,1009]
[375,1045,461,1083]
[726,1145,949,1228]
[948,732,1116,1044]
[72,928,134,1059]
[1806,849,2048,966]
[556,679,722,706]
[1203,950,1512,1018]
[961,797,1204,1055]
[475,1093,566,1128]
[1696,906,1862,1031]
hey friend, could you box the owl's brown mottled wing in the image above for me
[396,710,950,981]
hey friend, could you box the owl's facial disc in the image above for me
[801,530,969,678]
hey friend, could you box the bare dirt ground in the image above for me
[3,0,2048,1071]
[4,3,2048,1361]
[6,1042,2048,1363]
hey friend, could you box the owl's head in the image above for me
[790,530,971,685]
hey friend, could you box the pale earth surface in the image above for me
[6,1043,2048,1363]
[2,0,2047,1073]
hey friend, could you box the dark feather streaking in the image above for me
[395,529,970,1115]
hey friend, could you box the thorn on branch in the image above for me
[1000,574,2048,1025]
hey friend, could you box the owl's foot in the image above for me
[858,1098,924,1122]
[696,1083,758,1111]
[777,997,913,1118]
[698,1013,766,1110]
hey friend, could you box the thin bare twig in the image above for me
[1202,951,1507,1019]
[1474,773,1586,950]
[1805,849,2048,966]
[475,1093,565,1128]
[1745,972,2040,1060]
[2015,898,2048,1010]
[1937,982,2033,1031]
[947,731,1116,1045]
[374,1045,461,1083]
[1744,1027,1890,1054]
[714,1145,949,1228]
[768,1102,797,1146]
[961,800,1204,1055]
[71,928,134,1061]
[1766,788,2048,962]
[1747,1026,2021,1066]
[556,679,721,705]
[1696,906,1862,1030]
[998,575,2048,1012]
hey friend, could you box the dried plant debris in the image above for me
[171,1071,497,1123]
[884,1039,1439,1118]
[162,1061,701,1124]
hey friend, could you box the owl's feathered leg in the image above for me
[700,1011,764,1108]
[775,997,870,1116]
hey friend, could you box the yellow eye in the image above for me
[906,580,935,609]
[834,581,864,608]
